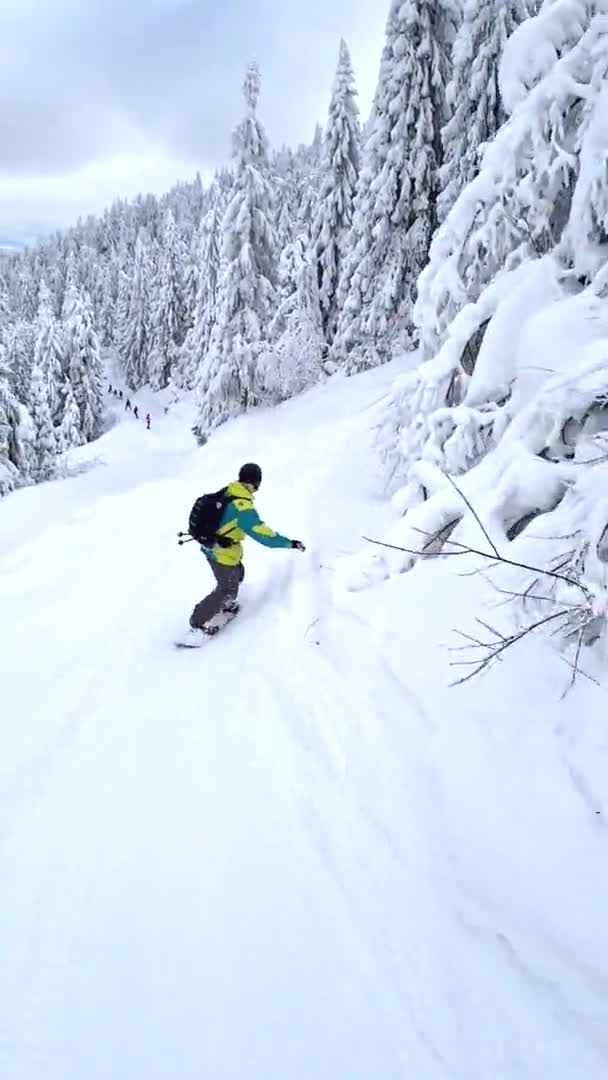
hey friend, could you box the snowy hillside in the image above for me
[2,364,607,1080]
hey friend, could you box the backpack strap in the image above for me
[214,488,244,548]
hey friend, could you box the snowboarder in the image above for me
[125,398,132,412]
[133,405,139,420]
[146,413,151,430]
[180,463,305,647]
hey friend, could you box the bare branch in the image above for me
[363,534,590,597]
[559,649,601,690]
[452,628,486,647]
[486,578,578,608]
[450,608,572,686]
[550,552,577,573]
[362,536,469,559]
[561,630,584,698]
[440,470,500,558]
[475,616,507,642]
[458,559,502,579]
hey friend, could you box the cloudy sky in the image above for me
[0,0,387,243]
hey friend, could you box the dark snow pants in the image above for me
[190,559,244,629]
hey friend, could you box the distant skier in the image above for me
[179,463,306,648]
[146,413,151,430]
[119,390,123,401]
[125,398,132,412]
[108,382,113,393]
[133,405,139,420]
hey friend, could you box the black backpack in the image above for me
[188,488,233,547]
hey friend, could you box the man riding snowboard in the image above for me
[181,463,305,647]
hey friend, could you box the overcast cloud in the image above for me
[0,0,386,240]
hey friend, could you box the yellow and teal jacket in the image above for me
[203,481,292,566]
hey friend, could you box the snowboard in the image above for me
[174,610,239,649]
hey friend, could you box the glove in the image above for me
[291,540,306,552]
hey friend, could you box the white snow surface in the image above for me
[1,365,608,1079]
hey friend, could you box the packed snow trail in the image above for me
[1,364,607,1079]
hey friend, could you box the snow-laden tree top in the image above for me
[416,0,608,364]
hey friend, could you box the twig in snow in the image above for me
[451,628,487,649]
[410,520,463,554]
[475,616,507,642]
[457,560,502,578]
[559,647,601,692]
[449,609,572,685]
[485,578,578,610]
[363,535,462,558]
[304,617,322,641]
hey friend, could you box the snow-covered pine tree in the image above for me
[61,254,79,322]
[65,290,104,442]
[415,0,608,364]
[81,246,103,322]
[172,222,204,391]
[118,229,151,390]
[0,285,10,345]
[29,365,57,480]
[58,378,82,452]
[438,0,532,224]
[311,121,323,167]
[0,363,21,494]
[178,192,223,392]
[294,125,325,240]
[312,39,361,343]
[195,63,277,438]
[182,227,201,336]
[190,170,205,228]
[1,263,16,321]
[0,368,36,492]
[274,148,299,251]
[34,281,65,424]
[98,259,119,348]
[19,268,38,322]
[114,245,134,355]
[49,246,68,319]
[267,235,325,401]
[4,321,36,407]
[334,0,452,371]
[148,209,186,391]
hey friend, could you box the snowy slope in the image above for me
[1,364,607,1080]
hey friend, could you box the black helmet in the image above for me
[239,462,262,489]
